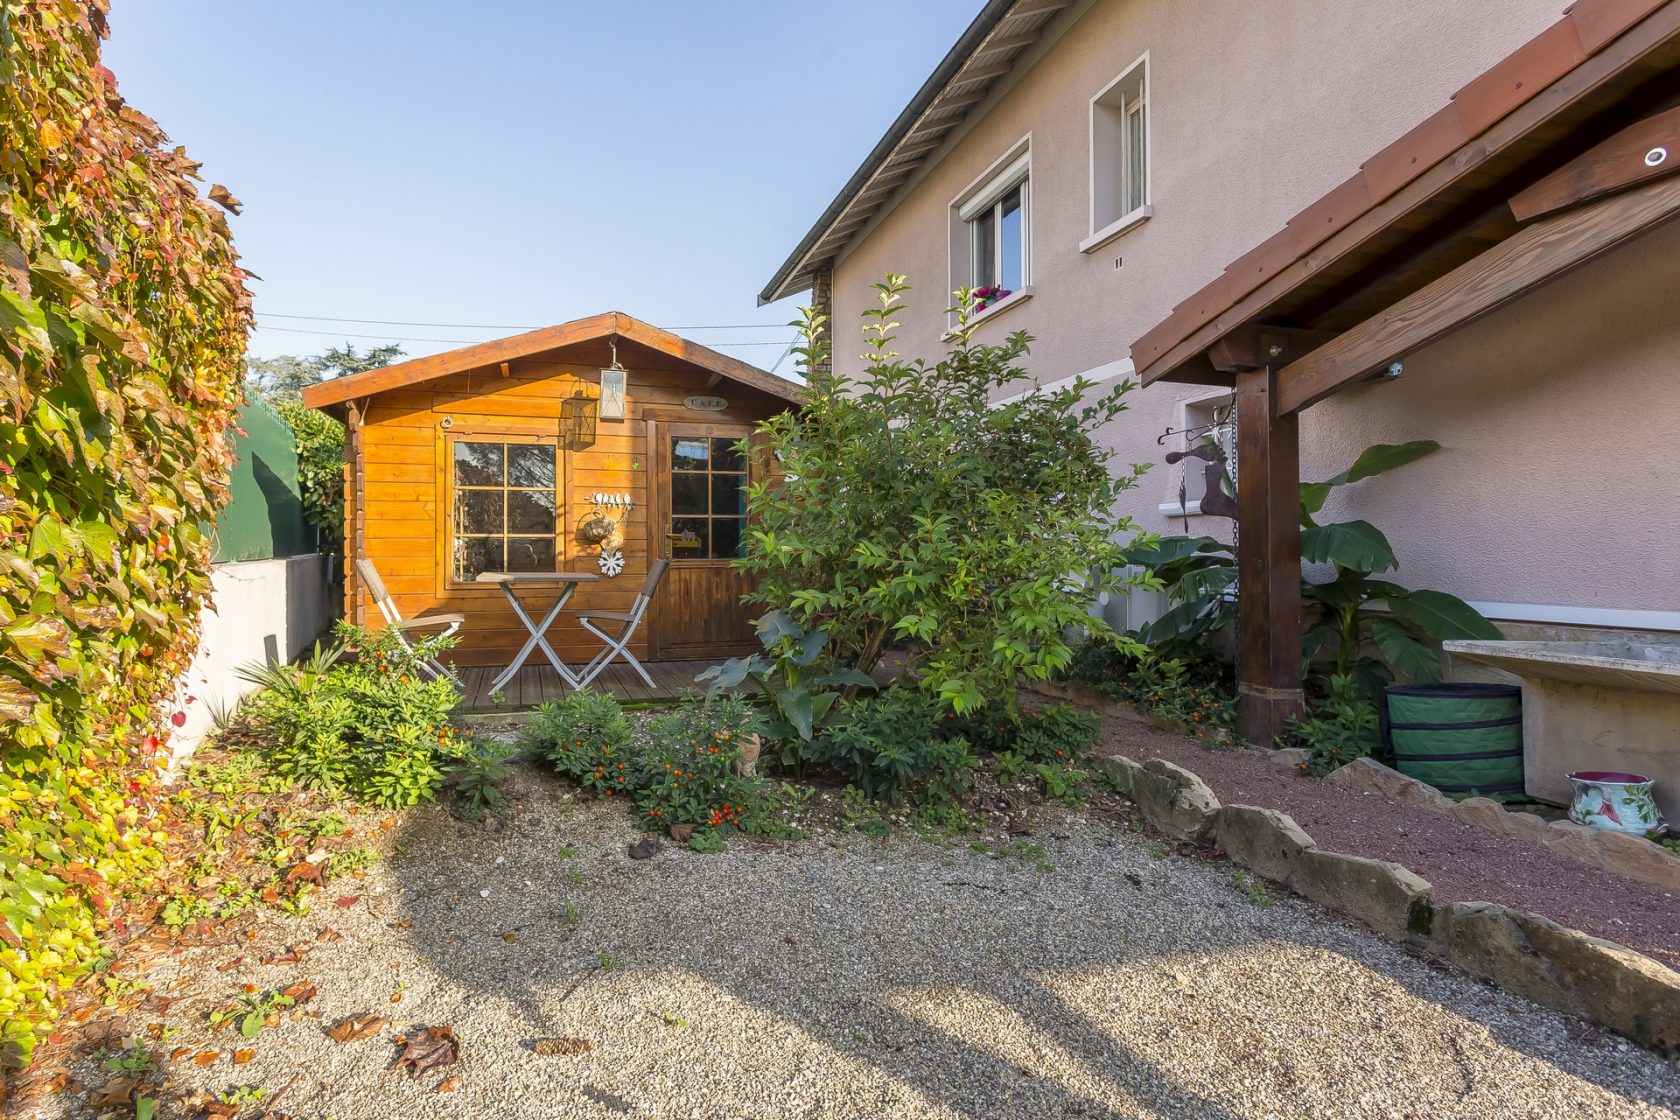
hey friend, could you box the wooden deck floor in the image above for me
[456,659,739,710]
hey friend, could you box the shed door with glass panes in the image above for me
[449,437,560,583]
[650,422,758,658]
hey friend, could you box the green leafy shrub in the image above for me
[523,688,636,798]
[800,688,974,802]
[239,623,466,807]
[269,398,345,555]
[1278,674,1382,775]
[636,694,767,833]
[1065,640,1239,748]
[0,2,251,1066]
[447,736,518,819]
[740,278,1152,714]
[697,610,874,742]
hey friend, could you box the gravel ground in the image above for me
[23,761,1680,1120]
[1084,705,1680,970]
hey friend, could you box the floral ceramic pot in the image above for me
[1566,771,1667,835]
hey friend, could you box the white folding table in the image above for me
[475,571,600,693]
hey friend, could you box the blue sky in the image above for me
[103,1,981,370]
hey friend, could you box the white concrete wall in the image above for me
[168,554,333,762]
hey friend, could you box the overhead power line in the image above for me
[259,311,779,332]
[257,324,793,346]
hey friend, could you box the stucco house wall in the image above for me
[824,0,1677,628]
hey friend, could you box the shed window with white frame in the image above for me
[958,150,1030,297]
[1090,55,1149,240]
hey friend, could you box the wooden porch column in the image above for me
[1232,365,1304,744]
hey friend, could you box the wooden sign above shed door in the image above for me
[647,420,759,660]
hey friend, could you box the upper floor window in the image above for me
[957,148,1030,308]
[1088,54,1149,247]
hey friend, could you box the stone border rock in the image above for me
[1326,756,1680,896]
[1090,753,1680,1056]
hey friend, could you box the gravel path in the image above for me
[1088,707,1680,970]
[26,762,1679,1120]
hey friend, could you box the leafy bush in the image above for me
[269,398,345,555]
[740,277,1152,714]
[240,623,466,807]
[698,610,873,742]
[960,701,1102,763]
[799,688,974,802]
[0,3,251,1066]
[447,736,518,819]
[523,688,636,798]
[1132,441,1502,698]
[1064,639,1239,748]
[636,694,767,834]
[1278,674,1382,775]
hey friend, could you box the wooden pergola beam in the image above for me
[1276,172,1680,414]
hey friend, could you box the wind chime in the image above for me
[578,493,634,577]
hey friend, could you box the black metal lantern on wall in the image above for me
[562,388,598,451]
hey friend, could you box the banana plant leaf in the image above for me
[1301,519,1396,573]
[1300,440,1440,522]
[1385,588,1503,641]
[1370,615,1443,681]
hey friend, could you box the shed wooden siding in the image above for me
[345,346,789,667]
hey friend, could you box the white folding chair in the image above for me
[574,559,669,689]
[355,558,464,683]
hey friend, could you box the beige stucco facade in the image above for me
[822,0,1679,631]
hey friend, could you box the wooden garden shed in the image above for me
[300,312,802,682]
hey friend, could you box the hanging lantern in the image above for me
[561,388,598,450]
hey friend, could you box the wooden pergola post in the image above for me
[1210,326,1324,745]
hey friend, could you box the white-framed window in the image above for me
[954,145,1030,312]
[1086,53,1149,250]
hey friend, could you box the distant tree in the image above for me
[246,342,404,401]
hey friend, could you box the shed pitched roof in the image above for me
[1130,0,1680,385]
[299,312,803,410]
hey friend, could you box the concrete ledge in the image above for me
[1326,757,1680,895]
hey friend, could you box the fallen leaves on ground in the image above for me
[393,1025,458,1077]
[215,957,244,973]
[389,918,413,930]
[436,1075,461,1092]
[628,835,659,860]
[316,926,343,942]
[261,945,307,965]
[326,1013,388,1043]
[500,931,518,943]
[191,1050,220,1066]
[280,981,317,1003]
[232,1049,254,1065]
[668,823,695,843]
[333,895,360,909]
[531,1037,594,1056]
[91,1078,138,1107]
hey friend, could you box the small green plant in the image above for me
[524,689,636,798]
[238,622,468,808]
[1034,762,1087,806]
[659,1010,689,1029]
[329,847,380,878]
[561,901,582,927]
[210,989,296,1039]
[597,952,618,972]
[556,843,579,859]
[1232,870,1275,908]
[993,750,1027,783]
[449,734,518,817]
[1278,674,1382,775]
[686,828,729,854]
[103,1043,158,1078]
[159,892,217,931]
[696,610,875,742]
[217,1085,268,1109]
[567,866,584,885]
[798,688,973,802]
[1149,843,1167,860]
[306,812,350,838]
